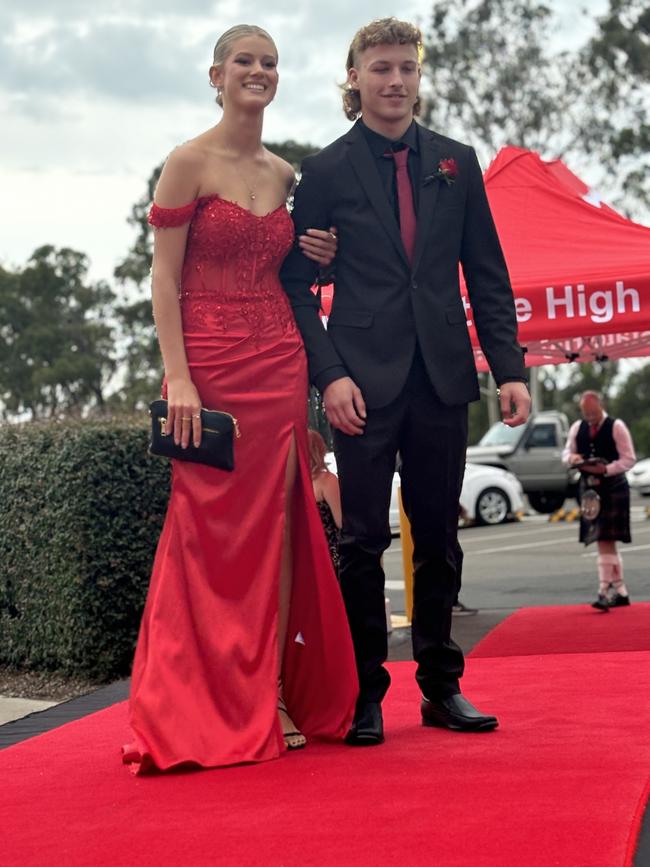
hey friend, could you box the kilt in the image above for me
[579,473,631,546]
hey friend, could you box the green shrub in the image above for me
[0,417,170,681]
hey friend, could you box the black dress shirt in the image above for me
[359,119,421,224]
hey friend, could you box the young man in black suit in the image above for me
[281,18,531,744]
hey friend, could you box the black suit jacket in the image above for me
[280,120,526,409]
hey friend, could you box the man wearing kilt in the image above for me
[563,391,637,611]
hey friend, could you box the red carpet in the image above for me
[470,602,650,658]
[2,644,650,865]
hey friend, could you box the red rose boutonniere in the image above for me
[424,157,459,187]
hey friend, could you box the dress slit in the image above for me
[278,428,299,679]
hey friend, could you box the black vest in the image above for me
[576,417,619,463]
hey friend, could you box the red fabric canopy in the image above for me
[465,146,650,369]
[316,145,650,368]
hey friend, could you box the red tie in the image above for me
[387,148,417,264]
[589,423,599,439]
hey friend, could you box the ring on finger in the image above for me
[181,416,192,421]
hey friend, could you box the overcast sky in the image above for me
[2,0,609,286]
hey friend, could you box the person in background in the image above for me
[308,429,342,576]
[452,528,478,616]
[398,471,477,615]
[562,390,636,611]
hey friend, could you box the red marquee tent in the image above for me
[466,146,650,369]
[317,145,650,370]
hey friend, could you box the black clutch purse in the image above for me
[148,399,239,470]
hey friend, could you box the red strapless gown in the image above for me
[122,195,358,773]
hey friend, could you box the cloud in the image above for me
[1,21,208,109]
[2,1,427,112]
[3,0,614,284]
[5,0,220,17]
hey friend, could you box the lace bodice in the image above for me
[149,194,295,336]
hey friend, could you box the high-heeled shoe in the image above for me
[277,693,306,750]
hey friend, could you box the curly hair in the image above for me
[341,18,422,121]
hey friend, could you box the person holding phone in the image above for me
[563,391,637,611]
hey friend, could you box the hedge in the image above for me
[0,417,170,681]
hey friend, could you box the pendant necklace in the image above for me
[235,160,263,201]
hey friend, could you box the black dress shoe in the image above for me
[345,701,384,746]
[591,594,611,611]
[609,592,631,607]
[452,601,478,616]
[421,694,498,732]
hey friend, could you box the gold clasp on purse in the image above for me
[159,417,169,436]
[203,407,241,438]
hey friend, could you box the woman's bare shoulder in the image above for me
[154,140,209,206]
[168,134,217,172]
[320,470,340,489]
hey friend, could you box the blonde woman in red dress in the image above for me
[122,25,358,773]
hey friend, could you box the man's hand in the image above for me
[499,381,531,427]
[323,377,366,435]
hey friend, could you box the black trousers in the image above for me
[335,347,467,703]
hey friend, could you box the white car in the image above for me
[627,458,650,496]
[325,454,524,530]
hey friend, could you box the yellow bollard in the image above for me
[398,488,414,623]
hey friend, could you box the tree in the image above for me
[580,0,650,217]
[112,140,321,411]
[422,0,649,443]
[107,299,164,413]
[422,0,650,222]
[267,140,321,170]
[612,364,650,456]
[113,165,162,291]
[0,247,115,420]
[540,361,619,422]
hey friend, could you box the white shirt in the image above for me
[562,413,636,477]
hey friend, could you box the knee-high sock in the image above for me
[610,554,628,596]
[597,554,618,595]
[598,554,627,596]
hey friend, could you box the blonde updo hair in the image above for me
[341,17,422,121]
[210,24,278,107]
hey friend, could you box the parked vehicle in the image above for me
[388,462,524,530]
[627,458,650,495]
[465,411,579,514]
[324,454,524,531]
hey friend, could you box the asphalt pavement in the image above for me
[385,493,650,615]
